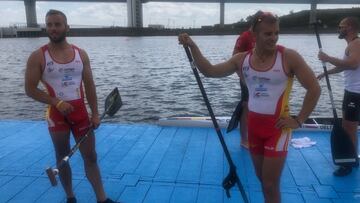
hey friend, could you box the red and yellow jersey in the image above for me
[240,45,293,118]
[41,44,84,102]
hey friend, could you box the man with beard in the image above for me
[318,17,360,177]
[179,11,320,203]
[25,10,118,203]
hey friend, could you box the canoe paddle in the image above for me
[183,46,249,203]
[313,21,358,167]
[46,87,123,186]
[227,100,243,133]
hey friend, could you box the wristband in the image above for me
[56,100,64,109]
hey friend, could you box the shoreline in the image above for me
[6,26,338,38]
[3,7,358,38]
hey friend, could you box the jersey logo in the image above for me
[47,61,54,66]
[347,102,356,108]
[62,75,73,81]
[273,69,280,72]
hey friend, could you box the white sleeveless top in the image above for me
[344,52,360,93]
[41,45,84,101]
[240,46,293,116]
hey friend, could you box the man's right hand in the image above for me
[317,73,325,80]
[178,33,196,48]
[55,101,74,115]
[318,50,331,63]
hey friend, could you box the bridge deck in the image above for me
[1,0,359,4]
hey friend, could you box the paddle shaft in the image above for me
[184,47,248,202]
[57,111,107,169]
[313,24,338,119]
[184,47,235,166]
[45,87,122,187]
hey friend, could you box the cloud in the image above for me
[35,2,127,27]
[143,3,219,28]
[0,2,358,28]
[68,3,127,26]
[0,2,26,26]
[224,3,309,24]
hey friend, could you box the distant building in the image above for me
[0,27,17,38]
[148,24,165,29]
[201,25,213,29]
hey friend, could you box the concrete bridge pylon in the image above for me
[127,0,143,27]
[24,0,38,27]
[220,0,224,27]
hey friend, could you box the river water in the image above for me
[0,34,347,124]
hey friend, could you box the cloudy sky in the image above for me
[0,1,358,28]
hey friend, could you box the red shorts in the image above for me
[248,111,292,157]
[46,99,90,137]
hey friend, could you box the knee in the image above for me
[55,150,70,162]
[262,180,278,194]
[83,151,98,165]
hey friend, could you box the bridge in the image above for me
[2,0,359,28]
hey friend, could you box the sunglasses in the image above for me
[252,11,278,30]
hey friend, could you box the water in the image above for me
[0,34,348,124]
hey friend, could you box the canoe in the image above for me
[158,116,351,131]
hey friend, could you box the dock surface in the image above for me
[0,120,359,203]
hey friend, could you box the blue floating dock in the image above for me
[0,120,360,203]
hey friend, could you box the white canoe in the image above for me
[158,116,344,131]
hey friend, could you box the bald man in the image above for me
[318,17,360,177]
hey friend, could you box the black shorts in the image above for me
[342,90,360,122]
[240,81,249,102]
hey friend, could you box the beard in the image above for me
[338,31,347,39]
[47,31,67,43]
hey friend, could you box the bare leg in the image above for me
[240,102,249,148]
[251,153,286,203]
[77,131,107,202]
[49,130,75,198]
[261,156,286,203]
[342,119,359,154]
[250,154,264,183]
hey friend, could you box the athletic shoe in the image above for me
[97,198,120,203]
[333,166,352,177]
[67,197,77,203]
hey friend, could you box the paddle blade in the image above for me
[46,167,58,186]
[105,87,122,117]
[331,120,358,167]
[222,168,238,198]
[227,100,243,133]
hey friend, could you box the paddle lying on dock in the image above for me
[313,22,358,167]
[46,87,123,186]
[183,46,249,203]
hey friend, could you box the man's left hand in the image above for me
[275,117,300,129]
[91,114,100,129]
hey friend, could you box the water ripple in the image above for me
[0,35,346,123]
